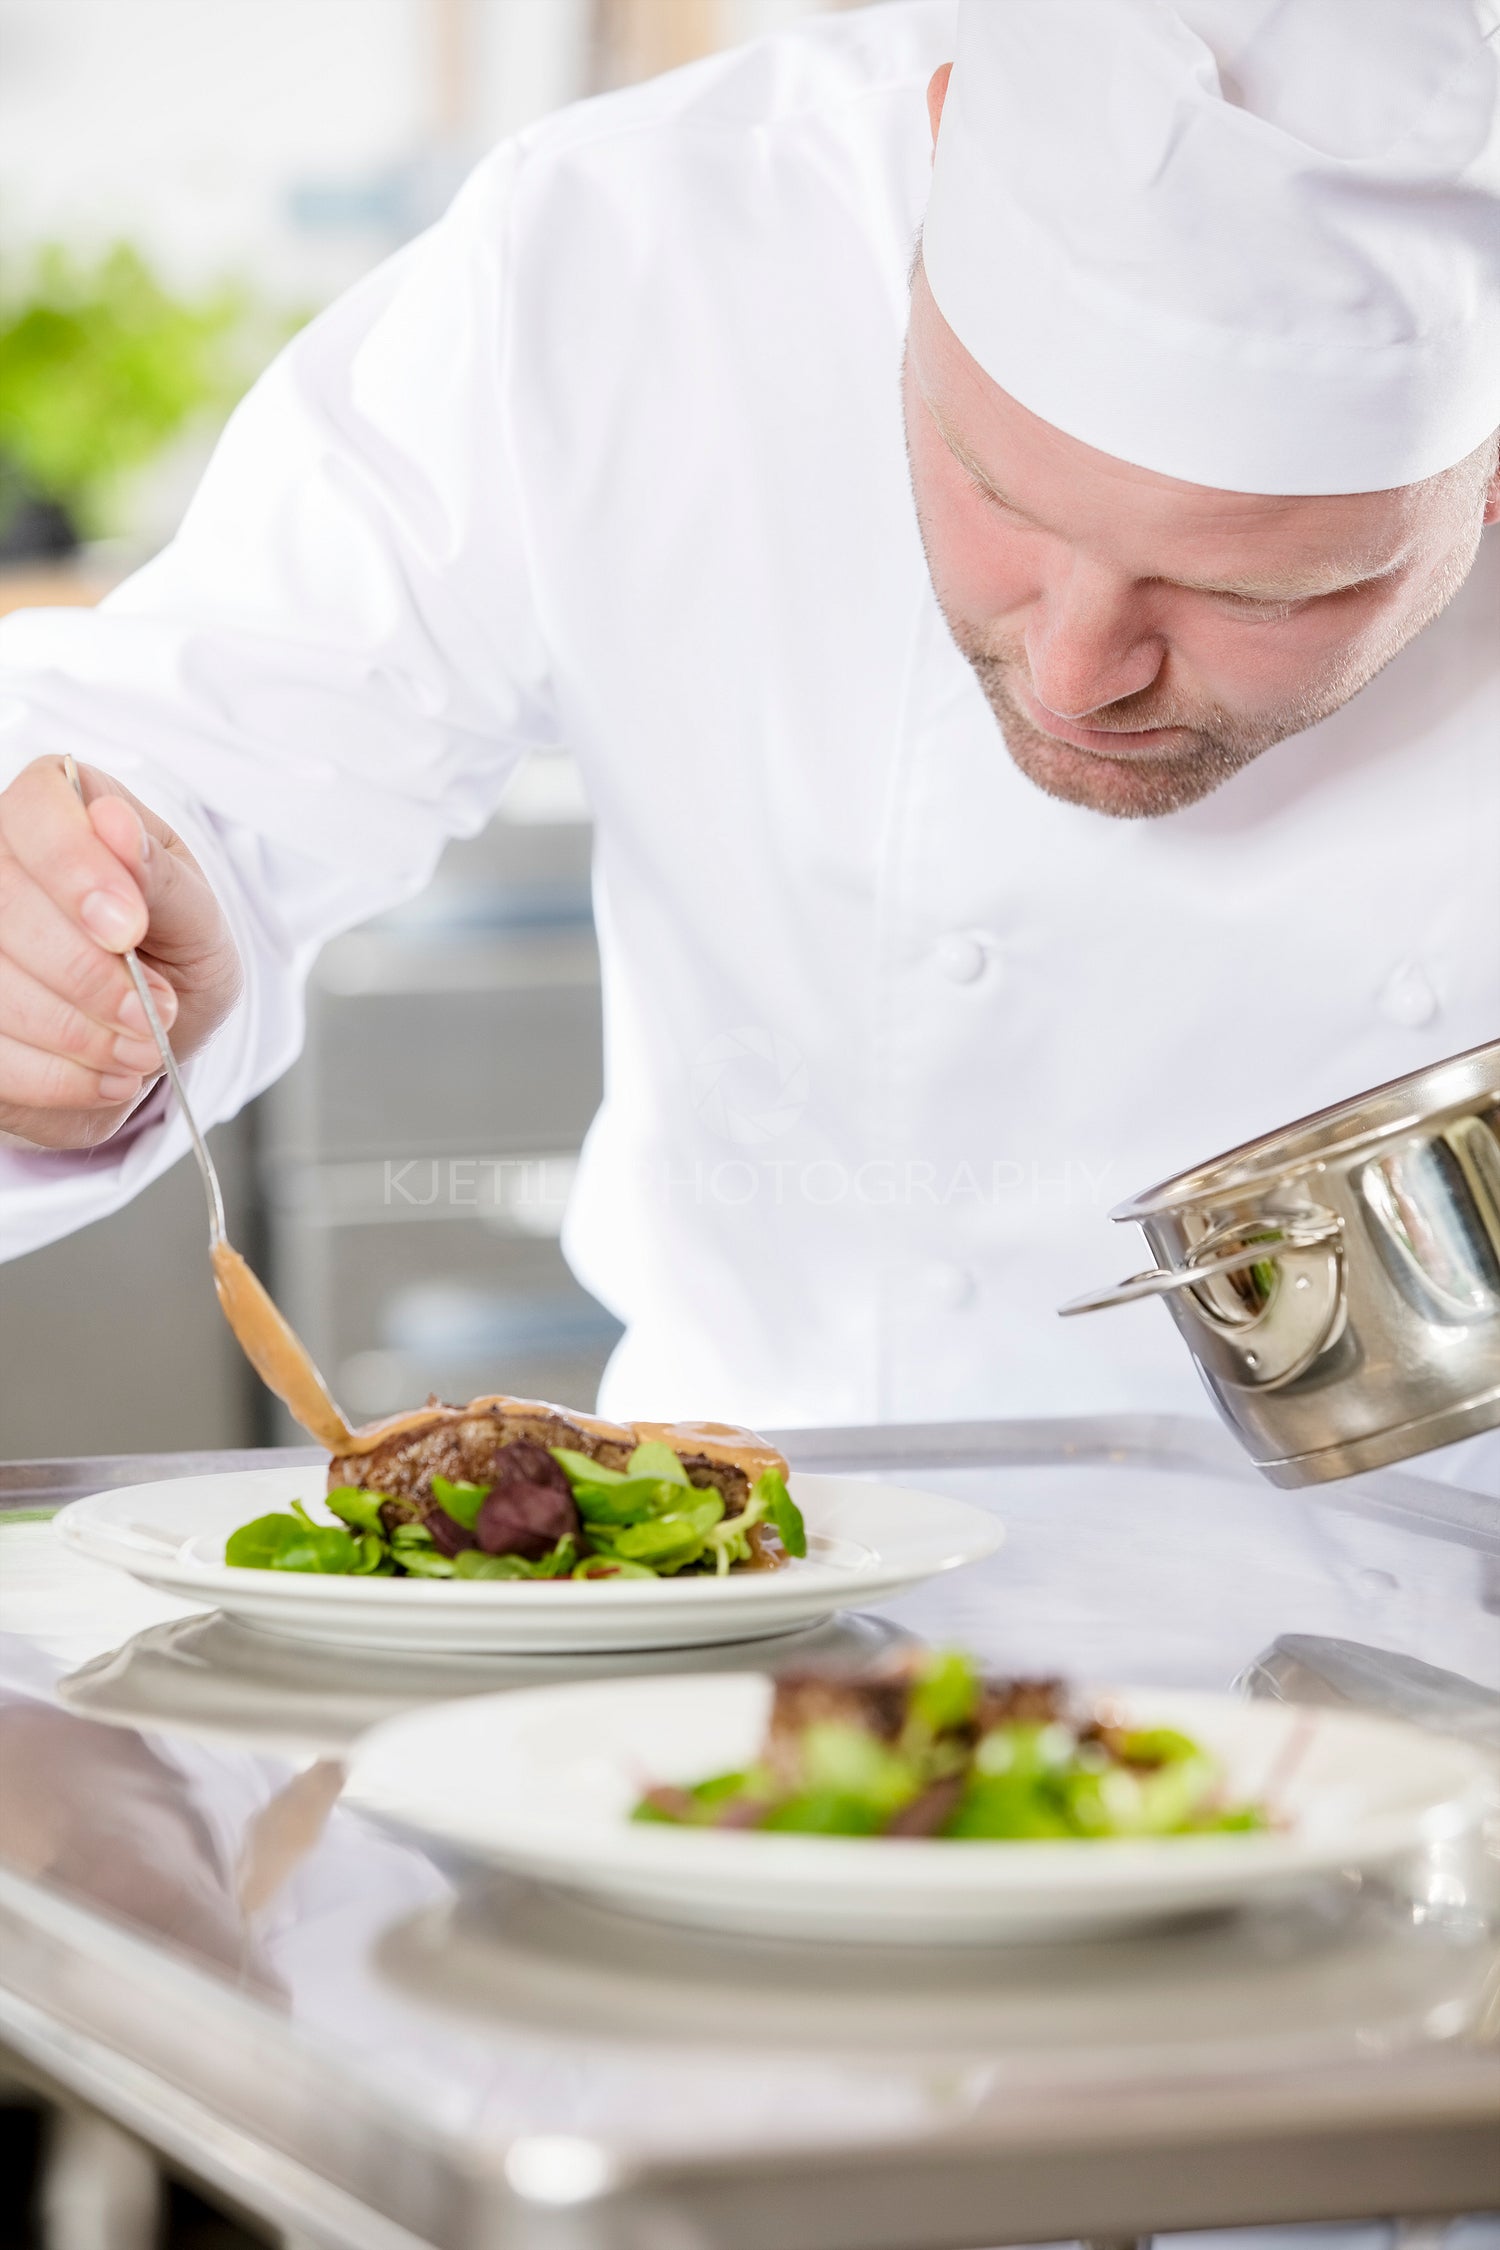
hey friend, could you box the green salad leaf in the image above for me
[754,1469,807,1558]
[630,1648,1270,1841]
[397,1548,457,1579]
[223,1508,357,1575]
[224,1512,301,1569]
[227,1439,801,1585]
[430,1474,490,1529]
[761,1790,886,1836]
[592,1493,725,1573]
[573,1554,658,1580]
[1115,1726,1201,1767]
[633,1769,765,1825]
[625,1440,692,1485]
[351,1532,395,1575]
[552,1439,753,1577]
[551,1448,628,1487]
[451,1534,579,1581]
[702,1510,757,1576]
[390,1519,433,1544]
[908,1648,978,1736]
[944,1774,1074,1840]
[798,1722,917,1814]
[569,1476,687,1525]
[324,1486,388,1535]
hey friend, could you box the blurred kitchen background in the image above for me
[0,0,864,1461]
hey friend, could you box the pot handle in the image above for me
[1057,1218,1342,1318]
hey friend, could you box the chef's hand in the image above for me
[0,757,243,1150]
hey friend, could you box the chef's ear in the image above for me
[927,63,953,153]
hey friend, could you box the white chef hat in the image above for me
[922,0,1500,494]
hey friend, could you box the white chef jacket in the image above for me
[1,0,1497,1433]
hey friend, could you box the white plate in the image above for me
[347,1677,1495,1943]
[54,1468,1002,1654]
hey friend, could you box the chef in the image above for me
[0,0,1497,1434]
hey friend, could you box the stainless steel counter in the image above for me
[1,1416,1498,2250]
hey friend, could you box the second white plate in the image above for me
[54,1467,1003,1654]
[347,1676,1493,1942]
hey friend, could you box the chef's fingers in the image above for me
[0,759,149,952]
[0,853,180,1038]
[0,760,242,1117]
[0,1028,144,1114]
[0,955,163,1079]
[80,773,241,1025]
[87,787,224,982]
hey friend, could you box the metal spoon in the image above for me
[62,756,353,1451]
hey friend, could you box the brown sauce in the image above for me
[333,1396,788,1480]
[632,1419,789,1480]
[332,1394,631,1459]
[210,1241,353,1453]
[207,1242,790,1486]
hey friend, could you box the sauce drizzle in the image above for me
[210,1242,353,1453]
[332,1397,788,1479]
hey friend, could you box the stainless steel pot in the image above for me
[1060,1038,1500,1486]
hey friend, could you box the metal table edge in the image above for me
[3,1858,1499,2250]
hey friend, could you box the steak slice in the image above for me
[330,1400,627,1526]
[976,1677,1066,1731]
[764,1666,1068,1770]
[767,1672,911,1754]
[328,1394,763,1538]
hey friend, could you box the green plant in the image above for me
[0,243,259,537]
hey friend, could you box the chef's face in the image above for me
[904,80,1500,817]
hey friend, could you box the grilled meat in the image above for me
[332,1402,757,1517]
[768,1672,911,1754]
[330,1398,634,1522]
[767,1664,1067,1764]
[328,1393,785,1568]
[977,1677,1065,1730]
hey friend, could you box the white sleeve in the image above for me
[0,143,559,1262]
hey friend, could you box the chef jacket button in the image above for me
[920,1260,976,1310]
[933,932,992,985]
[1377,963,1438,1028]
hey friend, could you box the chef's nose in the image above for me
[1023,559,1165,721]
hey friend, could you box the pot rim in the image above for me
[1112,1036,1500,1224]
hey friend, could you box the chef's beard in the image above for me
[949,626,1331,820]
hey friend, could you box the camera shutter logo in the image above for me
[691,1029,810,1144]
